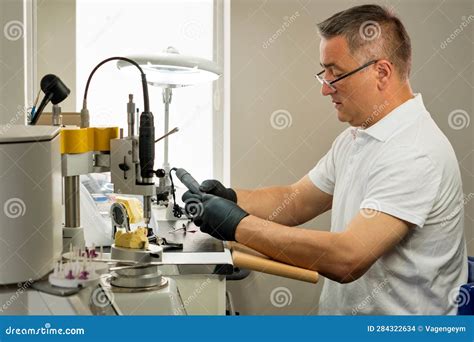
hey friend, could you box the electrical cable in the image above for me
[82,56,150,113]
[169,168,183,218]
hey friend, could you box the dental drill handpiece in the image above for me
[175,168,203,195]
[139,110,155,228]
[175,168,203,218]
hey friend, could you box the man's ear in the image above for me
[376,60,393,90]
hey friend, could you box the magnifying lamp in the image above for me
[117,46,221,87]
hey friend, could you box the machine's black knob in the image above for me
[118,162,130,172]
[119,163,130,171]
[155,169,166,178]
[118,157,130,179]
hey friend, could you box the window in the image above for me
[76,0,216,181]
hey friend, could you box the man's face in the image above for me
[319,36,379,126]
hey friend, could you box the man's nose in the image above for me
[321,82,336,96]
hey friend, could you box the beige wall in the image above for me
[0,0,27,124]
[0,0,76,124]
[228,0,473,315]
[37,0,76,112]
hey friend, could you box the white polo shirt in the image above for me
[309,94,467,315]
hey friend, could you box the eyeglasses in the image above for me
[315,60,378,91]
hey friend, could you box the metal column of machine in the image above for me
[64,176,81,228]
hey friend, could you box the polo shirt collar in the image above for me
[359,93,427,142]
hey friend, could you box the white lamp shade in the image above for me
[117,50,222,87]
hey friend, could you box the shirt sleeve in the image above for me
[361,146,442,227]
[308,142,337,195]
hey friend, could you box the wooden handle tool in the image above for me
[227,242,319,284]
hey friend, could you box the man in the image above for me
[183,4,467,315]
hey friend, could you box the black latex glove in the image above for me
[199,179,237,203]
[182,192,248,241]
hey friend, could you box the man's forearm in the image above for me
[235,215,359,283]
[234,176,333,226]
[235,186,301,226]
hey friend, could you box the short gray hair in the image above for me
[317,4,412,79]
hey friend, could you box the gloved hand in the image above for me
[199,179,237,203]
[182,192,248,241]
